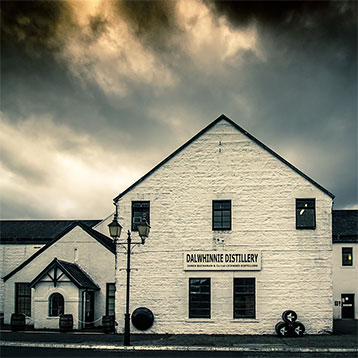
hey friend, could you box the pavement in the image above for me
[0,320,357,353]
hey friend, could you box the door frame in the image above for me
[82,290,95,328]
[341,293,355,319]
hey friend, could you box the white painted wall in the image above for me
[0,244,45,314]
[33,282,81,329]
[114,119,333,335]
[332,243,358,319]
[4,225,115,329]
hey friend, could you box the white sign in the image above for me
[184,251,261,271]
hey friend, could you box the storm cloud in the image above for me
[0,0,356,219]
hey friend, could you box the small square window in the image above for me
[342,247,353,266]
[132,201,150,231]
[213,200,231,230]
[296,199,315,229]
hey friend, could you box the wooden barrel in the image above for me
[11,313,25,331]
[59,314,73,332]
[102,315,115,333]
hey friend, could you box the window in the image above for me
[296,199,315,229]
[234,278,255,319]
[189,278,210,318]
[342,247,353,266]
[132,201,150,231]
[49,293,64,316]
[15,283,31,316]
[213,200,231,230]
[106,283,115,316]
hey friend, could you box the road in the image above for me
[1,347,356,358]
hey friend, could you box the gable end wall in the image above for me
[114,120,333,334]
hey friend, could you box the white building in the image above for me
[332,210,358,319]
[0,220,100,316]
[2,222,115,329]
[111,115,334,335]
[2,115,356,333]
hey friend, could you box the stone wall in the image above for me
[0,244,44,314]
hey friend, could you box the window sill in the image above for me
[230,319,259,323]
[185,319,215,323]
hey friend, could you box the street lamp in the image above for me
[108,206,150,346]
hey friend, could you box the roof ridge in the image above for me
[3,222,114,281]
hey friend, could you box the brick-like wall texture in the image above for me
[114,119,333,335]
[0,244,44,313]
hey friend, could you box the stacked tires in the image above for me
[275,310,305,337]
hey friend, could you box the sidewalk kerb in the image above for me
[1,341,357,353]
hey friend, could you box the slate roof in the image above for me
[114,114,334,202]
[30,258,99,290]
[0,220,101,244]
[3,221,115,281]
[333,210,358,243]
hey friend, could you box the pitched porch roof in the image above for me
[29,258,99,290]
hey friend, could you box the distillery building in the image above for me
[108,115,334,335]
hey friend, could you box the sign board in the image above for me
[184,251,261,271]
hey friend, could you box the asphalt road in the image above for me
[1,347,357,358]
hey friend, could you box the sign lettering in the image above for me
[184,251,261,271]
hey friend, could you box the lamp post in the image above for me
[108,206,150,346]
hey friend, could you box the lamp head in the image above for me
[137,219,150,243]
[108,218,122,239]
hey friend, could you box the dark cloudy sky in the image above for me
[1,0,357,219]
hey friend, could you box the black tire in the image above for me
[292,321,305,337]
[275,321,284,335]
[282,310,297,323]
[276,322,291,337]
[131,307,154,331]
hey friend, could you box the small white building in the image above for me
[111,115,334,335]
[0,220,100,316]
[2,222,115,329]
[332,210,358,320]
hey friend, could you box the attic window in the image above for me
[132,201,150,231]
[213,200,231,230]
[296,199,316,229]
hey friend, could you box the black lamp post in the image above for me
[108,207,150,346]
